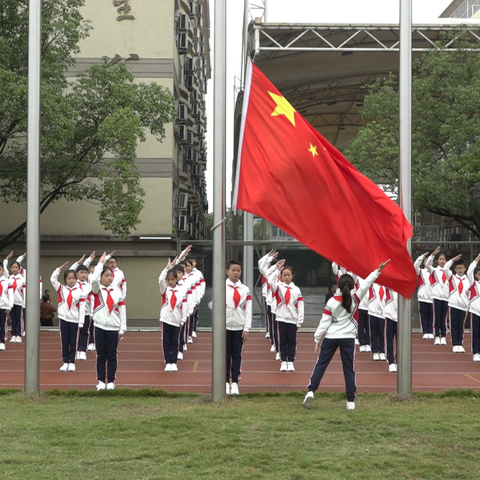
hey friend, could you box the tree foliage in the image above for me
[346,27,480,239]
[0,0,176,250]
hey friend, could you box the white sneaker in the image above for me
[473,353,480,362]
[187,336,193,344]
[183,344,188,351]
[67,363,76,372]
[0,343,5,351]
[76,351,82,360]
[59,363,69,372]
[422,333,429,339]
[96,381,106,391]
[230,382,240,395]
[270,345,276,353]
[15,336,22,343]
[287,362,295,372]
[359,345,366,352]
[177,352,184,360]
[428,334,435,339]
[453,346,459,353]
[191,331,197,338]
[355,338,360,345]
[78,351,87,361]
[226,382,231,395]
[373,353,380,361]
[171,363,178,372]
[280,361,288,372]
[346,401,356,410]
[379,353,386,361]
[165,363,172,372]
[440,337,447,345]
[303,391,314,409]
[389,363,397,373]
[106,382,115,390]
[9,336,15,343]
[434,336,441,345]
[275,352,281,361]
[87,343,95,351]
[265,332,270,338]
[457,346,465,353]
[364,345,372,353]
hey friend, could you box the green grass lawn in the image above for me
[1,389,479,480]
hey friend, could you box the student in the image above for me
[86,260,99,351]
[189,255,206,337]
[40,294,57,326]
[159,258,188,372]
[179,259,197,345]
[325,282,337,305]
[267,259,304,372]
[368,283,386,361]
[8,254,26,343]
[50,262,86,372]
[172,264,189,359]
[303,260,389,411]
[444,255,469,353]
[75,264,93,360]
[467,254,480,362]
[105,253,127,298]
[414,253,434,339]
[225,260,252,395]
[425,247,449,345]
[384,288,398,372]
[0,252,14,350]
[91,252,126,391]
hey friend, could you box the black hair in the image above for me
[474,266,480,276]
[42,294,49,302]
[228,260,241,268]
[173,264,185,274]
[338,274,354,313]
[184,259,193,267]
[282,265,294,275]
[108,256,118,262]
[10,261,20,269]
[102,266,113,276]
[454,259,465,267]
[166,269,178,279]
[435,251,447,261]
[90,260,98,267]
[63,269,77,282]
[76,265,89,273]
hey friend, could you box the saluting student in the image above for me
[384,288,398,373]
[414,253,434,339]
[8,254,26,343]
[367,283,386,361]
[0,252,14,350]
[267,259,304,372]
[467,253,480,362]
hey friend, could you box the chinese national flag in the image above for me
[233,60,417,298]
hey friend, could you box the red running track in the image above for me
[1,331,480,393]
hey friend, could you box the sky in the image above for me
[204,0,458,210]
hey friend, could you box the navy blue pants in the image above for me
[0,309,6,343]
[226,329,243,383]
[278,321,297,362]
[60,319,78,363]
[178,323,186,353]
[10,304,22,337]
[369,315,385,353]
[471,313,480,354]
[77,316,91,352]
[433,298,448,337]
[162,322,180,364]
[419,301,433,335]
[357,308,370,346]
[386,318,397,365]
[95,327,119,383]
[307,337,356,402]
[450,307,467,346]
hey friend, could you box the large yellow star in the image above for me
[268,91,296,126]
[308,143,318,157]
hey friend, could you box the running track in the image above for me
[1,331,480,393]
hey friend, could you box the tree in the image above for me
[0,0,176,251]
[346,27,480,239]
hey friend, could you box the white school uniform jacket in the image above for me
[444,261,470,312]
[0,274,12,310]
[91,262,126,334]
[314,269,381,342]
[258,253,276,307]
[414,255,434,304]
[50,269,86,325]
[267,268,304,327]
[8,274,25,308]
[158,268,188,327]
[467,261,480,317]
[367,283,386,319]
[425,256,449,301]
[384,288,398,322]
[191,267,206,305]
[69,260,93,315]
[183,272,198,315]
[226,279,252,332]
[104,255,127,297]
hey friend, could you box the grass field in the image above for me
[1,389,479,480]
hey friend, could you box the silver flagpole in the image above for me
[25,0,42,395]
[211,0,227,401]
[397,0,413,396]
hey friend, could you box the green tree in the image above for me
[0,0,176,251]
[346,27,480,239]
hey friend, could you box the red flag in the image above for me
[233,60,417,298]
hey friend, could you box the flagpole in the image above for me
[397,0,413,396]
[25,0,42,395]
[211,0,227,402]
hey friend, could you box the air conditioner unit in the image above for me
[187,223,194,236]
[196,221,203,232]
[186,147,194,162]
[179,14,190,32]
[186,131,195,146]
[197,16,203,28]
[192,164,200,176]
[178,215,188,231]
[193,41,199,55]
[193,27,200,40]
[178,33,188,53]
[186,74,195,90]
[177,125,187,144]
[178,103,188,122]
[196,4,202,15]
[177,192,189,209]
[187,204,194,217]
[193,213,199,223]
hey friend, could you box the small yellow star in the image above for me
[268,91,296,126]
[308,144,318,157]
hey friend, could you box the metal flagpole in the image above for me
[397,0,413,396]
[25,0,42,395]
[211,0,227,402]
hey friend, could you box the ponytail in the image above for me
[338,274,354,313]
